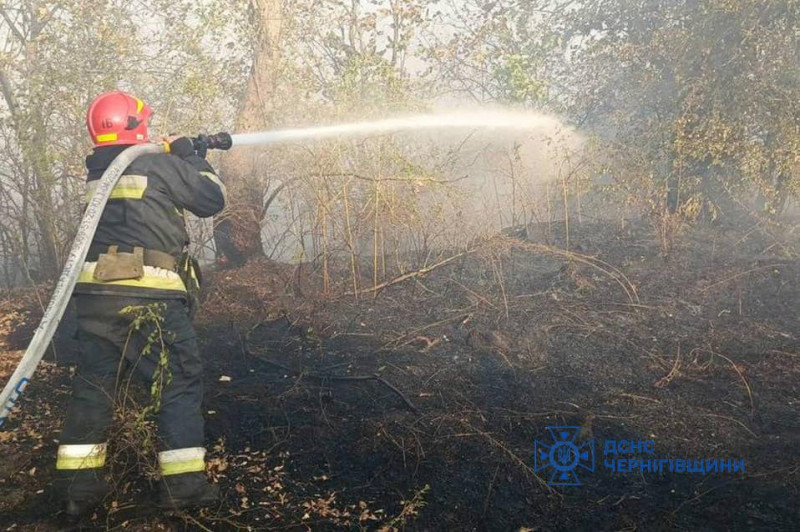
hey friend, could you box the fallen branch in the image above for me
[347,248,478,296]
[373,374,421,415]
[380,312,471,352]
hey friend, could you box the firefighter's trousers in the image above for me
[56,294,207,497]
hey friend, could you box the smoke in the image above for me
[408,107,586,238]
[241,106,586,262]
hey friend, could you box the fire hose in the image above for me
[0,133,232,428]
[0,109,561,428]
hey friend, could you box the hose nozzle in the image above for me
[192,132,233,154]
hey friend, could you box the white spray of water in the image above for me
[230,110,568,147]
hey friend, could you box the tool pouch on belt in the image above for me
[178,252,202,319]
[93,246,144,282]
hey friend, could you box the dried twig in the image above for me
[347,248,478,296]
[654,347,682,388]
[482,464,501,516]
[693,347,756,416]
[704,413,758,438]
[512,239,640,304]
[380,312,472,351]
[459,421,553,492]
[699,263,786,293]
[244,337,420,415]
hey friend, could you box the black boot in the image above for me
[158,472,219,510]
[53,470,109,519]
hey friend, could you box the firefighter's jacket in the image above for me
[74,143,225,299]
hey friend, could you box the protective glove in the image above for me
[192,134,209,159]
[164,136,195,159]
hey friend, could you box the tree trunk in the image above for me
[29,103,60,280]
[215,0,284,266]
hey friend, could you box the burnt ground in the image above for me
[0,219,798,531]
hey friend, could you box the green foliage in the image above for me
[562,0,800,218]
[0,0,251,280]
[497,54,546,105]
[3,0,798,283]
[120,303,173,420]
[384,484,430,530]
[274,0,433,117]
[110,302,175,472]
[422,0,559,107]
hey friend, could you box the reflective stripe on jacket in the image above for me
[76,262,187,298]
[75,144,224,299]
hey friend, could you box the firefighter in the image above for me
[54,90,226,517]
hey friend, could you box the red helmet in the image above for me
[86,90,153,147]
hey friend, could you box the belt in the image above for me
[87,244,177,271]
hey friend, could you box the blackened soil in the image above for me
[1,220,798,530]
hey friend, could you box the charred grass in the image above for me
[0,220,799,530]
